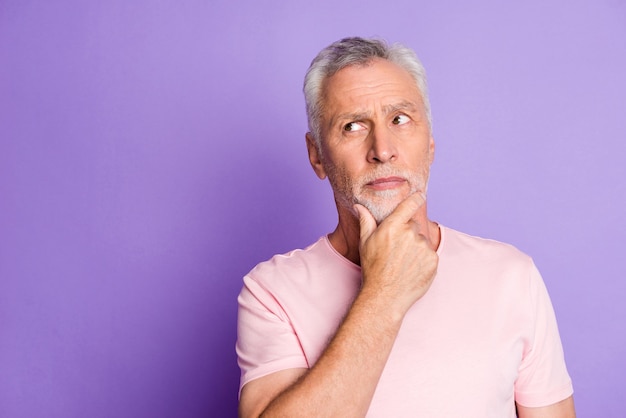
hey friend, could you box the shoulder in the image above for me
[244,236,358,292]
[247,237,331,281]
[440,225,532,265]
[435,226,544,318]
[438,225,538,288]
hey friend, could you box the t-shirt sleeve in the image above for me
[236,275,308,396]
[514,261,573,407]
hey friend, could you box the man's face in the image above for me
[308,58,435,223]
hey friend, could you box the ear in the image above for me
[428,136,435,165]
[306,132,327,180]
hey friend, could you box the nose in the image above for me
[366,125,397,164]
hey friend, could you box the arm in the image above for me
[515,262,574,416]
[239,193,438,418]
[239,368,307,418]
[516,396,576,418]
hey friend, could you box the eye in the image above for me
[343,122,365,132]
[392,114,410,125]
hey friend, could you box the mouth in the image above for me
[366,176,407,191]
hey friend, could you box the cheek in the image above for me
[412,143,434,165]
[322,149,360,176]
[323,160,359,191]
[427,146,435,164]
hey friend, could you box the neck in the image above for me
[328,206,362,265]
[327,204,440,266]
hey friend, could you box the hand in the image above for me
[354,193,439,318]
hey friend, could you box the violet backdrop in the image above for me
[1,0,625,416]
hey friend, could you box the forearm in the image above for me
[516,396,576,418]
[260,292,404,417]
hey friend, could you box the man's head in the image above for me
[303,37,435,224]
[304,37,432,145]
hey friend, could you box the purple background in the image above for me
[1,0,625,416]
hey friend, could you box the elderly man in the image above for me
[236,37,575,417]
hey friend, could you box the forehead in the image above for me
[321,58,423,115]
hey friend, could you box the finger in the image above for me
[384,192,427,226]
[354,203,377,243]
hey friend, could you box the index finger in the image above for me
[384,192,427,226]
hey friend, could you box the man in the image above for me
[236,37,575,417]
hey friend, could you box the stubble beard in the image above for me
[326,164,430,225]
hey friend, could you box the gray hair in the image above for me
[303,37,432,144]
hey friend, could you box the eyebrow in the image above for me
[383,100,419,115]
[328,100,420,128]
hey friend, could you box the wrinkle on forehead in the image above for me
[328,100,421,130]
[319,59,425,134]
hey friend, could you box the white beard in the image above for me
[325,163,430,224]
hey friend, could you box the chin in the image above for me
[359,200,399,224]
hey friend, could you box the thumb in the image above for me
[354,204,377,243]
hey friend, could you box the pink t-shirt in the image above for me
[236,226,573,416]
